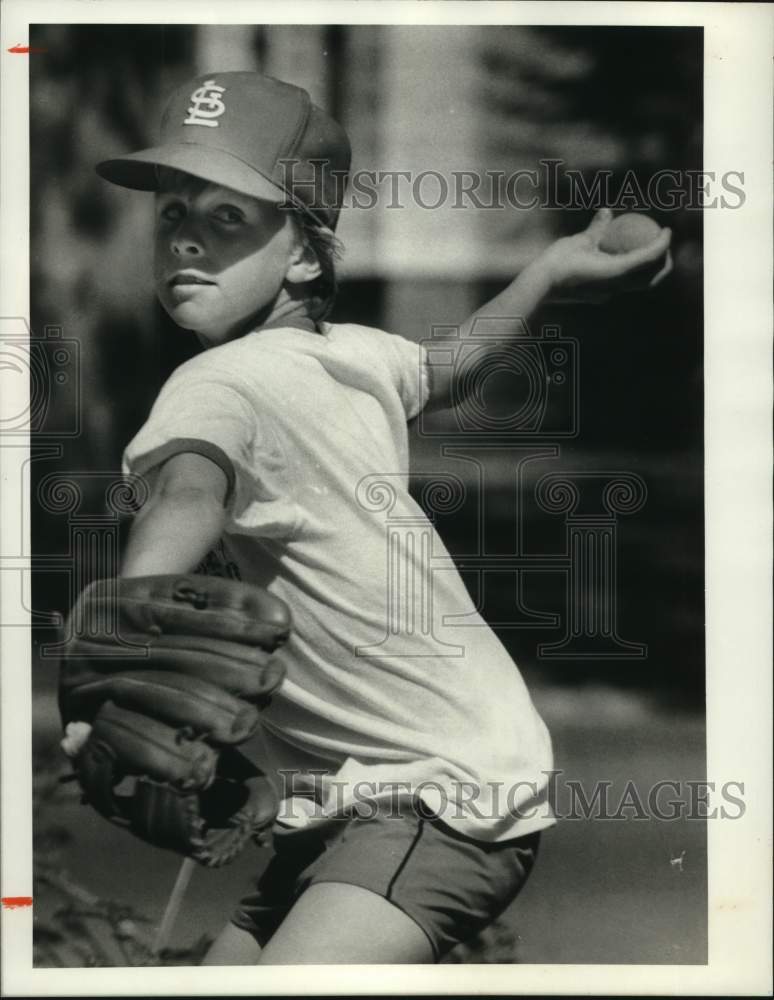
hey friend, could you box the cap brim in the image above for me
[95,142,286,204]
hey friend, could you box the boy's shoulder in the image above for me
[210,321,408,362]
[321,321,421,356]
[162,321,417,394]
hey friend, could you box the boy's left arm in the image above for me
[424,208,672,413]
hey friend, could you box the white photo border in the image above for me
[1,1,772,995]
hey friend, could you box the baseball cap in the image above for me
[96,72,351,230]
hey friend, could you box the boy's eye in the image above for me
[156,199,246,227]
[159,201,185,223]
[213,206,245,224]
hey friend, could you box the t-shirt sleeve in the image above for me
[122,362,297,539]
[379,332,431,421]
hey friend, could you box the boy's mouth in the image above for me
[168,271,216,287]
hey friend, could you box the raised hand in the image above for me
[541,208,673,303]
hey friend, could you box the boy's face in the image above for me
[154,174,298,345]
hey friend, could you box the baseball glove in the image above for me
[58,574,290,868]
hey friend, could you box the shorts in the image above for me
[230,800,541,961]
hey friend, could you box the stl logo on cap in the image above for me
[184,79,227,128]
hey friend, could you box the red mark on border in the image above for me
[2,896,33,908]
[8,45,47,54]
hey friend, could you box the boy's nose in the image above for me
[171,237,203,257]
[169,216,205,257]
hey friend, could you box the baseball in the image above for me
[599,213,663,254]
[60,720,92,758]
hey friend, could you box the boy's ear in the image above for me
[285,236,322,285]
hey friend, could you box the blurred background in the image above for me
[29,24,706,966]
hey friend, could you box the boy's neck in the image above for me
[257,295,320,335]
[259,314,319,334]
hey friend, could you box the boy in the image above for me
[92,72,671,964]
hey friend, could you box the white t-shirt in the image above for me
[123,322,555,841]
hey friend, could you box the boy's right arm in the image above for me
[423,209,672,414]
[121,452,229,578]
